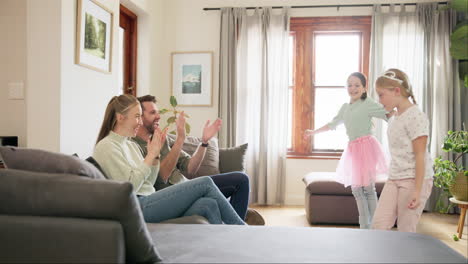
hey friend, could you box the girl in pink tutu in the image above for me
[304,72,393,229]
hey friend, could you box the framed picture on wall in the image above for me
[75,0,113,73]
[171,51,213,106]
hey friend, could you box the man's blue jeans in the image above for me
[351,182,378,229]
[138,176,245,225]
[210,172,250,220]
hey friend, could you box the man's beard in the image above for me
[145,124,154,134]
[144,120,159,134]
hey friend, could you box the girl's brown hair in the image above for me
[96,94,139,144]
[375,68,417,104]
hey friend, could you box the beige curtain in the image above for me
[218,8,246,148]
[235,7,290,205]
[218,7,290,204]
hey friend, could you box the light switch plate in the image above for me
[8,81,24,100]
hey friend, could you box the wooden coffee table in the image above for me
[449,197,468,239]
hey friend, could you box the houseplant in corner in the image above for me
[445,0,468,88]
[433,129,468,212]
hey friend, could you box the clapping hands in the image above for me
[175,111,187,140]
[202,119,222,143]
[147,127,168,159]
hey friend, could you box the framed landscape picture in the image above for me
[171,52,213,106]
[76,0,113,73]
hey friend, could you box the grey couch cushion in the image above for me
[0,146,105,180]
[148,224,466,263]
[0,215,125,263]
[175,136,220,177]
[219,143,248,173]
[0,169,161,263]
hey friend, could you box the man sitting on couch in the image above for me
[132,95,264,225]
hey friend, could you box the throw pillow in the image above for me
[182,136,220,177]
[0,147,105,180]
[219,143,248,173]
[0,169,162,263]
[85,156,109,179]
[167,134,220,177]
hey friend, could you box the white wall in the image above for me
[155,0,441,205]
[0,0,27,147]
[285,159,339,204]
[4,0,157,157]
[152,0,221,136]
[26,0,62,152]
[60,0,120,157]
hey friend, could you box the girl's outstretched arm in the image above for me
[304,104,346,140]
[303,124,331,139]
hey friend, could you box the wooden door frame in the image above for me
[120,4,137,96]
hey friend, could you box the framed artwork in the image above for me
[171,51,213,106]
[75,0,113,73]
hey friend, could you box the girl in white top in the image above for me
[372,68,433,233]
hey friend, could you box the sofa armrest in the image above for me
[0,169,161,263]
[0,215,125,263]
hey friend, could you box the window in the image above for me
[288,17,371,158]
[119,5,137,96]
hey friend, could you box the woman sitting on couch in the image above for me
[93,94,245,225]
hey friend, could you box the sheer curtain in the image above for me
[369,4,424,150]
[369,3,457,211]
[235,7,290,205]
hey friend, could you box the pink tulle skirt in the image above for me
[336,135,388,187]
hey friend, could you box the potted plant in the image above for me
[433,130,468,212]
[159,96,191,135]
[444,0,468,88]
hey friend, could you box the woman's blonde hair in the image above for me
[96,94,139,144]
[375,68,417,104]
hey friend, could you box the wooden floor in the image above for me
[251,205,468,258]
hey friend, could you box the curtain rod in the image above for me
[203,2,448,11]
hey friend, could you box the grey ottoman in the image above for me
[303,172,385,225]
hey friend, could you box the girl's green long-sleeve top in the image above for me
[327,97,388,141]
[93,131,159,196]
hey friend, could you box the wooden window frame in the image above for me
[120,4,137,96]
[288,16,371,159]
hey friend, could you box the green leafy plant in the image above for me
[433,130,468,212]
[159,96,191,135]
[444,0,468,87]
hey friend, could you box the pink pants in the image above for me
[372,178,433,233]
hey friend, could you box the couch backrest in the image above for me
[0,146,105,180]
